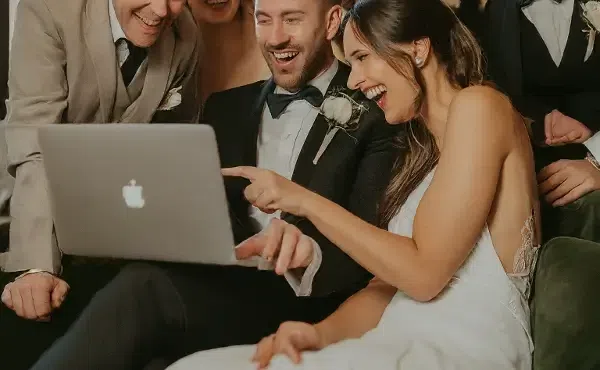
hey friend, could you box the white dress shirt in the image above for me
[248,59,339,296]
[584,132,600,159]
[521,0,574,67]
[522,0,600,157]
[109,0,146,71]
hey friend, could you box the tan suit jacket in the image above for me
[1,0,199,273]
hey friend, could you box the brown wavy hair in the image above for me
[343,0,485,227]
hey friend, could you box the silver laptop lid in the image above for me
[37,124,236,265]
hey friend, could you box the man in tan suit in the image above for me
[0,0,198,367]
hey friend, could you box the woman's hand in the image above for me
[252,322,324,369]
[235,219,314,275]
[222,166,315,217]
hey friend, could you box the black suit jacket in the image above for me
[202,63,400,297]
[484,0,600,144]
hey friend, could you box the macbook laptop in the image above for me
[36,123,237,265]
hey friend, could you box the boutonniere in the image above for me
[581,0,600,61]
[157,86,183,111]
[313,88,369,164]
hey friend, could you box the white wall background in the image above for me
[9,0,20,49]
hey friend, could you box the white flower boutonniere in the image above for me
[158,86,183,111]
[313,88,369,164]
[581,0,600,61]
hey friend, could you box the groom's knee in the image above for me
[95,263,184,319]
[112,263,172,292]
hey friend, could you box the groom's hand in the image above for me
[1,272,69,320]
[235,219,314,275]
[544,110,592,145]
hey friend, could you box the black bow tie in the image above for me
[266,85,325,119]
[518,0,563,7]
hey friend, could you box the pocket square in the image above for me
[158,86,182,111]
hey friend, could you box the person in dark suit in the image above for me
[484,0,600,243]
[29,0,400,369]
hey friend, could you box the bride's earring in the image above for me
[415,57,423,67]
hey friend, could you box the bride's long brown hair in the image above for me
[343,0,486,227]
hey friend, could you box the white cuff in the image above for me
[14,269,51,281]
[584,132,600,160]
[235,234,324,297]
[284,237,323,297]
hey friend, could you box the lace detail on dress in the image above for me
[508,211,541,300]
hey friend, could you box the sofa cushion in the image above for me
[532,236,600,369]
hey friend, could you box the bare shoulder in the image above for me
[449,85,515,125]
[446,85,519,149]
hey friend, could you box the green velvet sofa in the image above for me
[532,236,600,369]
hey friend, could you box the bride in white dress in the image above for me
[169,0,540,368]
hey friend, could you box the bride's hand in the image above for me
[252,322,324,369]
[222,166,315,217]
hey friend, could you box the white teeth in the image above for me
[365,85,386,100]
[273,51,299,60]
[135,13,161,26]
[206,0,228,5]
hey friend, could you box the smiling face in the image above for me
[114,0,186,47]
[343,21,419,124]
[254,0,341,91]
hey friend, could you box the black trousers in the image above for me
[30,262,352,370]
[0,258,122,370]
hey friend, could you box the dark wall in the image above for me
[1,0,8,119]
[455,0,486,43]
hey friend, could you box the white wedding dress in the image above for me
[168,170,537,369]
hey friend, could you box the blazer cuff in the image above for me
[284,236,323,297]
[2,242,63,275]
[584,132,600,161]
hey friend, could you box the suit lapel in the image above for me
[120,28,175,123]
[245,79,275,166]
[289,64,351,188]
[83,0,118,122]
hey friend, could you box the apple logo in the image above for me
[122,179,145,209]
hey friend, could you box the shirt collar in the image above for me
[109,0,126,43]
[275,59,339,95]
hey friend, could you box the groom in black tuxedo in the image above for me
[29,0,399,369]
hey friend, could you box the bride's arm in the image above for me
[314,278,396,347]
[299,86,516,302]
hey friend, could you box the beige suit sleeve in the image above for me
[3,0,67,273]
